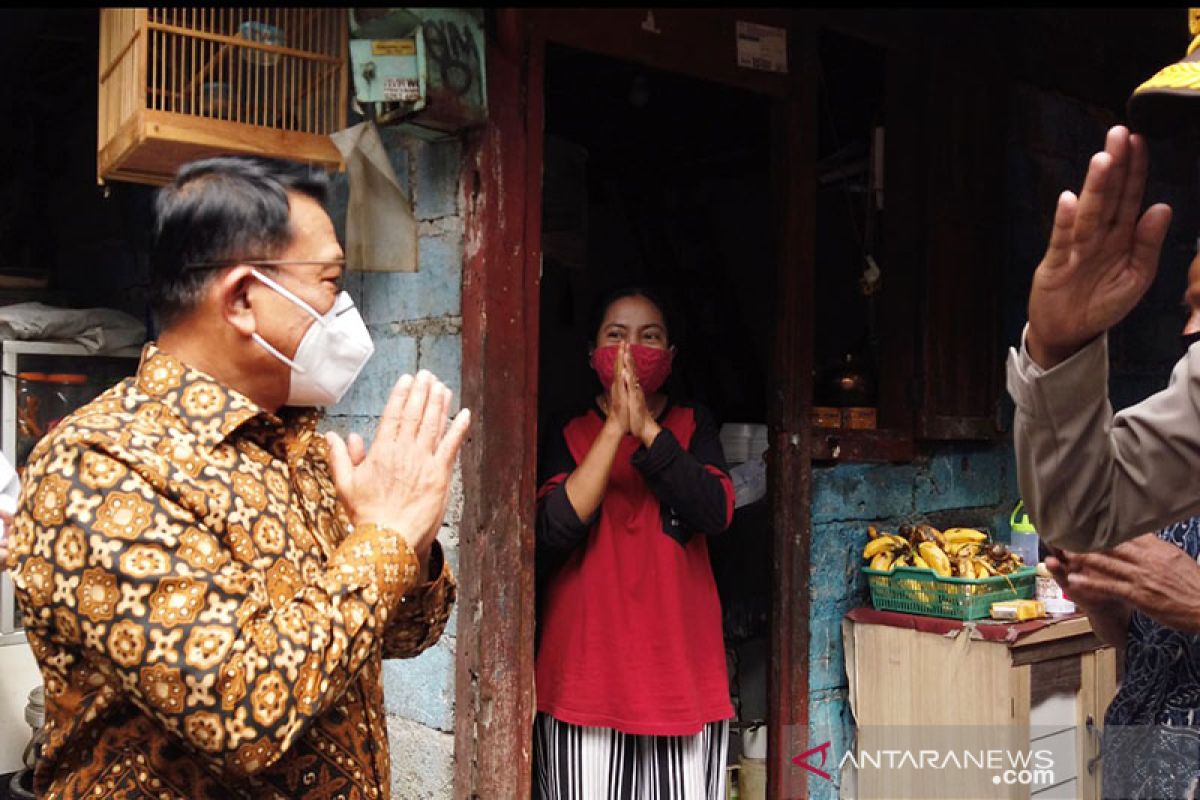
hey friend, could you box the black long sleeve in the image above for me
[631,405,733,537]
[537,482,593,553]
[535,420,594,554]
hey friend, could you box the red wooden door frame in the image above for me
[455,11,541,800]
[457,10,815,798]
[768,40,817,798]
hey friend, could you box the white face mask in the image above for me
[249,269,374,407]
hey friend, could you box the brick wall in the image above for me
[321,128,465,799]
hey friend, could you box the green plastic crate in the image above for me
[862,565,1037,620]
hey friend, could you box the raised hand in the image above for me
[624,348,661,447]
[566,343,634,523]
[1026,126,1173,368]
[325,370,471,561]
[605,342,632,435]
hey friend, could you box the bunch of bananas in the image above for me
[862,524,1024,579]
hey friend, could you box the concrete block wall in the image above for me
[322,128,465,799]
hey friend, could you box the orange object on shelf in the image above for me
[843,406,878,430]
[16,374,49,440]
[812,406,841,428]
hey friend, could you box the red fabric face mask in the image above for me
[590,344,674,394]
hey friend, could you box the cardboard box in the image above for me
[843,406,877,430]
[812,406,841,428]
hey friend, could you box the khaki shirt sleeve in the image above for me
[381,539,456,659]
[11,442,426,778]
[1008,325,1200,551]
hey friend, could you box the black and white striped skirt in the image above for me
[533,712,730,800]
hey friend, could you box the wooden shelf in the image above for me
[810,426,915,463]
[845,613,1116,799]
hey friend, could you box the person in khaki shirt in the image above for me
[1007,123,1200,556]
[8,156,471,799]
[1005,25,1200,799]
[1037,251,1200,640]
[1034,256,1200,798]
[1008,14,1200,567]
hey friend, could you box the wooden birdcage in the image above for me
[98,8,347,185]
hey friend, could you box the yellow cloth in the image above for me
[1133,9,1200,91]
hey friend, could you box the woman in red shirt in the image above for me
[534,288,736,800]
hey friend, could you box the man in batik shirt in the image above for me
[8,156,471,799]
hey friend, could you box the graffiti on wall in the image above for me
[423,18,480,98]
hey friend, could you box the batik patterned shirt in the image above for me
[9,343,454,800]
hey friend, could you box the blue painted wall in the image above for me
[321,128,465,797]
[807,445,1019,797]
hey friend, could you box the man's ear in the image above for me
[217,266,258,337]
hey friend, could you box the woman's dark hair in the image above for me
[149,155,330,330]
[587,286,682,349]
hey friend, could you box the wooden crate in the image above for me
[98,8,347,185]
[843,615,1118,799]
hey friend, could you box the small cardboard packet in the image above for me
[990,599,1046,621]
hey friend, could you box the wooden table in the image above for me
[842,609,1118,800]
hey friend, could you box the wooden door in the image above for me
[457,10,815,798]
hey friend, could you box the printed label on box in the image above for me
[736,21,787,73]
[383,78,422,103]
[372,39,417,57]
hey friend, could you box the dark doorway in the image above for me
[538,44,774,423]
[534,41,776,790]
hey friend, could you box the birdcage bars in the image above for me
[98,7,346,185]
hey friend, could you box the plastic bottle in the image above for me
[1009,500,1041,570]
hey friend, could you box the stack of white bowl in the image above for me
[720,423,769,465]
